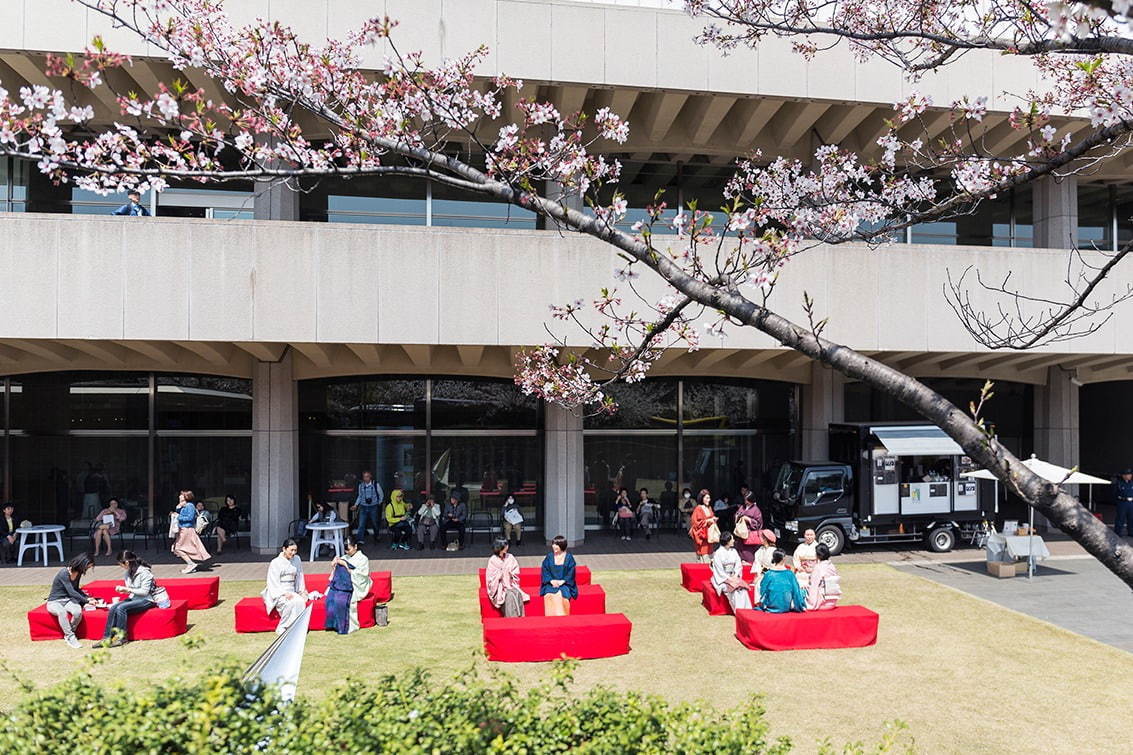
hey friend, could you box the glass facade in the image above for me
[583,378,799,528]
[909,186,1032,246]
[0,372,252,530]
[299,377,543,526]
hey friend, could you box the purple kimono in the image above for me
[324,563,353,635]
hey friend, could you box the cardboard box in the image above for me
[987,561,1016,578]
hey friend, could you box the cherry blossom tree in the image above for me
[0,0,1131,585]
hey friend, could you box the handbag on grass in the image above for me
[733,517,750,541]
[707,521,721,544]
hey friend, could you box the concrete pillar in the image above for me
[801,363,845,459]
[253,177,300,221]
[544,179,583,230]
[251,351,299,553]
[1033,366,1080,528]
[1032,175,1078,249]
[543,402,585,545]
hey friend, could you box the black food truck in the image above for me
[767,423,990,555]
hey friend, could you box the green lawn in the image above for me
[1,565,1128,753]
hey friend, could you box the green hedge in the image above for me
[0,656,911,754]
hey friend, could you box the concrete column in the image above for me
[1032,175,1078,249]
[801,363,845,460]
[251,351,299,553]
[253,178,300,221]
[1033,366,1080,528]
[543,402,585,545]
[544,179,583,230]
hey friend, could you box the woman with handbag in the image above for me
[733,495,764,564]
[688,489,718,564]
[97,550,170,648]
[171,490,210,574]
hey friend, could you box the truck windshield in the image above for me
[774,462,805,501]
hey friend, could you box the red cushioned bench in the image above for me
[734,605,879,651]
[482,613,632,662]
[700,580,755,616]
[478,584,607,620]
[478,566,591,590]
[302,571,393,603]
[681,563,752,592]
[233,596,378,633]
[28,601,189,641]
[84,577,220,610]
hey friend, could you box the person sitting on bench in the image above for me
[97,550,170,648]
[711,531,753,611]
[440,494,467,551]
[384,490,414,551]
[486,537,528,617]
[540,535,577,616]
[757,549,807,613]
[806,543,842,611]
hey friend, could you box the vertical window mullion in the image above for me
[424,378,432,495]
[676,379,684,492]
[147,373,156,522]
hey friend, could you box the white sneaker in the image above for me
[65,636,81,649]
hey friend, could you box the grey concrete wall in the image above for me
[251,351,299,553]
[1,213,1127,359]
[543,402,585,545]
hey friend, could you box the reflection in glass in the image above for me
[583,435,677,527]
[430,379,539,429]
[300,435,427,512]
[157,375,252,430]
[10,373,149,432]
[584,379,678,430]
[682,433,792,501]
[157,436,251,516]
[430,436,542,524]
[682,379,795,431]
[299,379,426,430]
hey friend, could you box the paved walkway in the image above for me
[0,530,1093,586]
[895,557,1133,653]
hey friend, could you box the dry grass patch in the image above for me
[0,564,1126,753]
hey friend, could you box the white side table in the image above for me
[307,522,347,561]
[16,525,65,566]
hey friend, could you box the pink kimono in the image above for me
[485,552,529,616]
[806,559,842,611]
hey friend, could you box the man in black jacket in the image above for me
[0,502,17,563]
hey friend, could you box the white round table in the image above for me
[16,525,65,566]
[307,522,347,561]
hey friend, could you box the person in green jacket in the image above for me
[384,489,414,551]
[757,549,807,613]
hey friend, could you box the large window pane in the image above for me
[682,378,796,431]
[157,436,251,517]
[300,434,427,513]
[157,375,252,430]
[300,173,427,225]
[10,435,148,527]
[683,432,792,500]
[299,379,426,430]
[10,373,148,432]
[1078,184,1112,251]
[430,436,543,525]
[584,379,678,429]
[430,379,539,429]
[583,434,677,527]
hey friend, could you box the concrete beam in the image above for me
[291,342,334,368]
[115,340,183,363]
[401,344,432,368]
[456,345,486,368]
[175,341,235,366]
[345,343,383,366]
[233,342,289,362]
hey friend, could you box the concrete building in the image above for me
[0,0,1130,551]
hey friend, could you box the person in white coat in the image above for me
[711,531,753,611]
[262,538,308,635]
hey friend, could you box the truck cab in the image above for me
[770,461,855,555]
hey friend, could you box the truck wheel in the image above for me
[816,525,845,556]
[927,526,956,553]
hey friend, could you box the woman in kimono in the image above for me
[332,536,372,633]
[710,531,753,612]
[485,537,527,617]
[539,534,577,617]
[806,542,842,611]
[733,495,764,564]
[324,559,354,635]
[262,538,307,635]
[688,490,717,564]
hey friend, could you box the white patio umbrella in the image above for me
[962,454,1111,578]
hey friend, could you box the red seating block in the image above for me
[478,566,591,590]
[482,613,633,662]
[681,563,753,592]
[27,601,189,641]
[84,577,220,610]
[233,596,377,633]
[700,580,755,617]
[302,571,393,602]
[478,584,607,620]
[733,605,879,651]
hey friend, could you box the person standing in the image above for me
[688,489,717,563]
[45,554,101,649]
[658,481,678,529]
[98,551,169,648]
[171,490,210,574]
[1115,469,1133,538]
[112,190,150,216]
[440,493,467,550]
[262,538,308,635]
[734,495,764,564]
[351,470,384,545]
[0,502,18,563]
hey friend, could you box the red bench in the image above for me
[478,584,607,620]
[482,613,633,662]
[233,595,378,633]
[478,566,591,590]
[700,580,755,616]
[734,605,879,651]
[681,563,753,592]
[302,571,393,603]
[27,601,189,641]
[84,577,220,610]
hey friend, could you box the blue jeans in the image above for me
[1116,500,1133,536]
[356,505,381,542]
[102,597,154,640]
